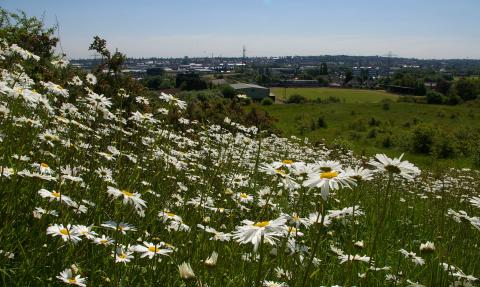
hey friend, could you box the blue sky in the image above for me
[2,0,480,59]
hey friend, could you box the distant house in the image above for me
[230,83,272,101]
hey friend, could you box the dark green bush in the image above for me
[426,90,445,104]
[261,97,273,106]
[381,100,391,110]
[367,128,378,138]
[317,116,327,128]
[432,133,458,159]
[287,94,307,104]
[410,125,436,154]
[220,85,237,98]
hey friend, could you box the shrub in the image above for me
[368,117,381,126]
[367,128,378,138]
[426,90,445,104]
[381,100,391,110]
[317,116,327,128]
[220,85,237,98]
[381,135,393,148]
[287,94,307,104]
[348,119,366,132]
[432,133,458,159]
[410,125,436,154]
[261,97,273,106]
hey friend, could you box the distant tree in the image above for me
[320,63,328,75]
[454,78,478,101]
[435,78,451,95]
[344,69,353,85]
[426,90,445,104]
[176,73,207,90]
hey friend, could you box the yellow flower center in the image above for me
[52,191,61,198]
[282,159,294,164]
[121,190,133,197]
[275,169,286,176]
[320,171,338,179]
[68,278,77,283]
[40,163,49,168]
[240,193,248,199]
[254,221,270,228]
[166,212,175,217]
[385,165,401,174]
[60,228,69,235]
[118,253,127,259]
[148,246,157,252]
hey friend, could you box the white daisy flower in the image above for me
[106,186,146,212]
[56,268,87,286]
[47,224,81,243]
[132,242,173,259]
[369,153,420,180]
[101,221,137,234]
[113,246,134,264]
[303,168,356,201]
[232,217,287,252]
[85,73,97,85]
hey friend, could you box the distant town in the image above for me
[71,54,480,83]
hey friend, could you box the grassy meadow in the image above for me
[2,31,480,287]
[261,91,480,169]
[271,87,399,103]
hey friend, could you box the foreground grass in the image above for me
[271,87,399,103]
[1,40,480,287]
[261,102,480,169]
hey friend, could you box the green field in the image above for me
[261,101,480,169]
[272,87,399,103]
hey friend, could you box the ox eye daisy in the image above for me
[303,167,356,201]
[47,224,81,243]
[370,154,420,180]
[232,217,286,252]
[56,268,87,286]
[132,242,173,259]
[106,186,147,213]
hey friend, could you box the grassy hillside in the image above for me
[271,87,399,103]
[2,12,480,287]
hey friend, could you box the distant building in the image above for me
[352,67,379,78]
[230,83,271,100]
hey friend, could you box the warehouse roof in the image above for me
[230,83,269,90]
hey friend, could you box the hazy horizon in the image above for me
[3,0,480,60]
